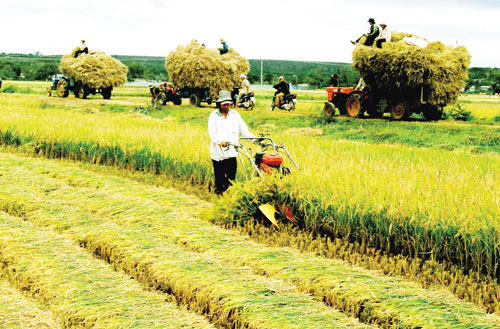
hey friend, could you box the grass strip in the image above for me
[0,157,372,328]
[1,153,500,327]
[0,278,62,328]
[0,212,216,329]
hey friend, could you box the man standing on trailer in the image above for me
[208,90,258,195]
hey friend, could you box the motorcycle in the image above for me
[271,93,297,111]
[232,87,256,110]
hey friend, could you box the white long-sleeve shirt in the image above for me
[378,27,392,42]
[208,109,256,161]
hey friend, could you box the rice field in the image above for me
[0,82,500,327]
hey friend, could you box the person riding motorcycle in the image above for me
[234,73,250,109]
[272,76,290,110]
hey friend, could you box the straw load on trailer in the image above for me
[165,40,249,103]
[55,48,128,99]
[350,31,470,119]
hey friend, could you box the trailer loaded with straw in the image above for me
[52,48,128,100]
[324,32,471,120]
[166,40,249,106]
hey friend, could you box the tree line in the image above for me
[1,52,498,91]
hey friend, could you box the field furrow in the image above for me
[0,212,216,329]
[1,152,499,328]
[0,278,62,328]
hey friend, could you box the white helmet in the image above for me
[240,73,246,78]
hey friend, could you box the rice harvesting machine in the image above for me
[229,136,299,226]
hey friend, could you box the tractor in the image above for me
[51,74,113,100]
[323,82,444,120]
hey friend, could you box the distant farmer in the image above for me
[234,73,250,109]
[208,90,258,195]
[74,40,89,57]
[272,76,290,109]
[376,22,392,48]
[330,74,339,88]
[219,38,229,55]
[351,18,380,47]
[355,77,367,91]
[0,77,2,91]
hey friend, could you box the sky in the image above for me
[1,0,499,67]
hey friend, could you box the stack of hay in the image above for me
[352,32,470,106]
[165,40,249,99]
[60,48,128,89]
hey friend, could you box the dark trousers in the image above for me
[212,158,237,195]
[376,38,386,48]
[74,47,89,58]
[356,35,377,46]
[364,35,377,46]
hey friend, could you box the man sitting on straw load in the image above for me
[234,73,250,109]
[74,40,89,58]
[219,38,229,55]
[376,22,391,48]
[208,90,259,195]
[351,18,380,46]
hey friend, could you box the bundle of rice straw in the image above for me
[352,32,470,106]
[166,40,249,99]
[60,48,128,89]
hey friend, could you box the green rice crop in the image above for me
[0,92,499,292]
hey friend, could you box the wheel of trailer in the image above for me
[346,93,363,117]
[101,87,112,100]
[323,102,335,116]
[189,94,201,106]
[57,79,69,98]
[422,105,443,121]
[75,85,88,99]
[390,101,410,120]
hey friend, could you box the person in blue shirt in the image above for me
[219,38,229,55]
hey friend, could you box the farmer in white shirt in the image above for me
[208,90,258,195]
[376,22,392,48]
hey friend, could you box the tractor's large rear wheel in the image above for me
[390,101,410,120]
[57,79,69,98]
[323,102,335,116]
[346,93,364,118]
